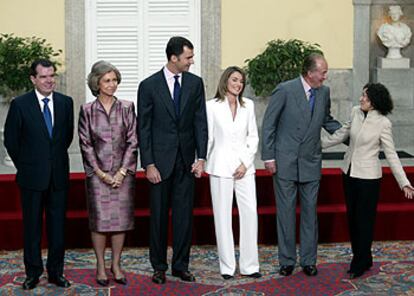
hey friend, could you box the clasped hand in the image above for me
[191,159,205,178]
[99,170,125,188]
[233,163,247,180]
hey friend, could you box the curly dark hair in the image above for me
[363,83,393,115]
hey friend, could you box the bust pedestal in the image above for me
[373,68,414,149]
[373,68,414,107]
[377,57,410,69]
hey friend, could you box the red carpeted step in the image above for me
[1,167,414,250]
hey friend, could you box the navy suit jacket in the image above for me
[4,90,74,191]
[137,69,208,179]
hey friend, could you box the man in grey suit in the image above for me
[261,53,341,277]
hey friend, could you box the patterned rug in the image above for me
[0,241,413,295]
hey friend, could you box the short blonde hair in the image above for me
[87,60,121,97]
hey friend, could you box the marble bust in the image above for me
[377,5,412,59]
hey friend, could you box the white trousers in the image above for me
[209,174,259,275]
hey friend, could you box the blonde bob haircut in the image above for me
[214,66,246,107]
[87,60,121,97]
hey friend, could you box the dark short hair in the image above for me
[214,66,246,107]
[87,60,121,97]
[165,36,194,60]
[30,59,56,77]
[301,53,325,76]
[363,83,393,115]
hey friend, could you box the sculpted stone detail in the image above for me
[377,5,412,59]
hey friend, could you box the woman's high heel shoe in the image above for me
[111,267,127,285]
[96,277,109,286]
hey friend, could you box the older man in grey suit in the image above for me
[261,53,341,277]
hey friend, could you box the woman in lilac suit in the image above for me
[78,61,138,286]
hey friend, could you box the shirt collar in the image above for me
[300,75,312,94]
[35,89,54,103]
[163,66,181,82]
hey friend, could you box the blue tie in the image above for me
[309,88,316,114]
[173,75,181,117]
[42,98,53,138]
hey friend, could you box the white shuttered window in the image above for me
[85,0,201,102]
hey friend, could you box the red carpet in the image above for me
[1,242,414,295]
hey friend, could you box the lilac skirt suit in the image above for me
[78,99,138,232]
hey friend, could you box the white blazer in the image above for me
[205,97,259,178]
[322,106,411,189]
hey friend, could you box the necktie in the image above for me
[173,75,181,117]
[309,88,316,114]
[42,98,53,138]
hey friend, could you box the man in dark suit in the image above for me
[4,59,73,290]
[261,53,341,277]
[137,36,208,284]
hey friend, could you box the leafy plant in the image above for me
[244,39,322,97]
[0,33,62,102]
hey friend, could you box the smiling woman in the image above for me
[205,66,261,279]
[78,60,138,287]
[322,83,414,279]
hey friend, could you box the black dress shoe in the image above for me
[244,272,262,278]
[279,265,294,276]
[48,275,71,288]
[221,274,234,280]
[172,270,196,282]
[349,270,365,279]
[303,265,318,276]
[22,277,39,290]
[152,271,166,284]
[347,263,372,274]
[96,278,109,286]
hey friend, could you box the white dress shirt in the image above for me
[300,75,312,101]
[163,66,182,100]
[35,89,54,125]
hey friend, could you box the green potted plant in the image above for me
[244,39,322,97]
[0,33,62,167]
[0,33,62,103]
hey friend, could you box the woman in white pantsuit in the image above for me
[205,66,261,280]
